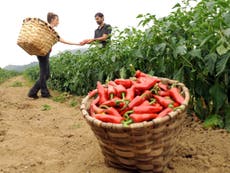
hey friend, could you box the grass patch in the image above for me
[69,99,79,107]
[11,81,23,87]
[42,104,51,111]
[52,92,72,103]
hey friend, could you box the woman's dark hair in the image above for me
[95,12,104,18]
[47,12,58,24]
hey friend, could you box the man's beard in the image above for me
[97,21,102,25]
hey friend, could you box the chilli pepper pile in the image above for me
[87,70,185,126]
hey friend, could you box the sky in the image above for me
[0,0,182,68]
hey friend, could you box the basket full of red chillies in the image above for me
[80,70,190,173]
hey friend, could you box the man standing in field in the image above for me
[80,12,112,47]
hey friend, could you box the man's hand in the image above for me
[80,39,94,45]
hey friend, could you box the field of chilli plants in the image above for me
[25,0,230,131]
[0,68,18,84]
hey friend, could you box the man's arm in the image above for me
[80,25,112,45]
[89,33,108,43]
[82,34,108,44]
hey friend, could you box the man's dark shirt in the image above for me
[94,23,112,47]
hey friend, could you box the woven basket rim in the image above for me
[23,17,60,39]
[80,76,190,129]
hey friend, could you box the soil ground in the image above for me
[0,76,230,173]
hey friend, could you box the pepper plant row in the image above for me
[88,70,185,125]
[0,68,19,84]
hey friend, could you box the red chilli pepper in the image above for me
[105,107,122,117]
[90,96,100,117]
[153,94,173,108]
[141,90,153,99]
[129,113,158,123]
[132,105,163,114]
[173,102,180,107]
[139,100,151,106]
[107,84,116,99]
[127,90,151,109]
[108,80,117,86]
[92,104,105,114]
[97,81,108,104]
[124,90,152,111]
[158,90,170,97]
[128,95,146,109]
[158,82,169,91]
[136,76,150,83]
[115,84,127,99]
[168,87,185,104]
[135,70,149,78]
[134,76,160,91]
[157,107,173,118]
[125,86,135,101]
[114,78,133,88]
[88,89,97,98]
[101,97,126,108]
[89,97,99,116]
[94,114,124,124]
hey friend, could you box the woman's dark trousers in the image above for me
[28,53,51,97]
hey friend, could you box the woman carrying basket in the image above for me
[28,12,80,99]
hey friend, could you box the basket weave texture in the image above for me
[17,18,60,56]
[80,77,190,173]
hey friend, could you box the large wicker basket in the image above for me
[17,18,60,56]
[80,77,190,173]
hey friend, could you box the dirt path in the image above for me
[0,76,230,173]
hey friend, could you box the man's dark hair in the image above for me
[95,12,104,18]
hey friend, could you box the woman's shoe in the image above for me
[28,94,39,99]
[41,94,52,98]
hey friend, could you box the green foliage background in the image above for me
[25,0,230,130]
[0,68,19,84]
